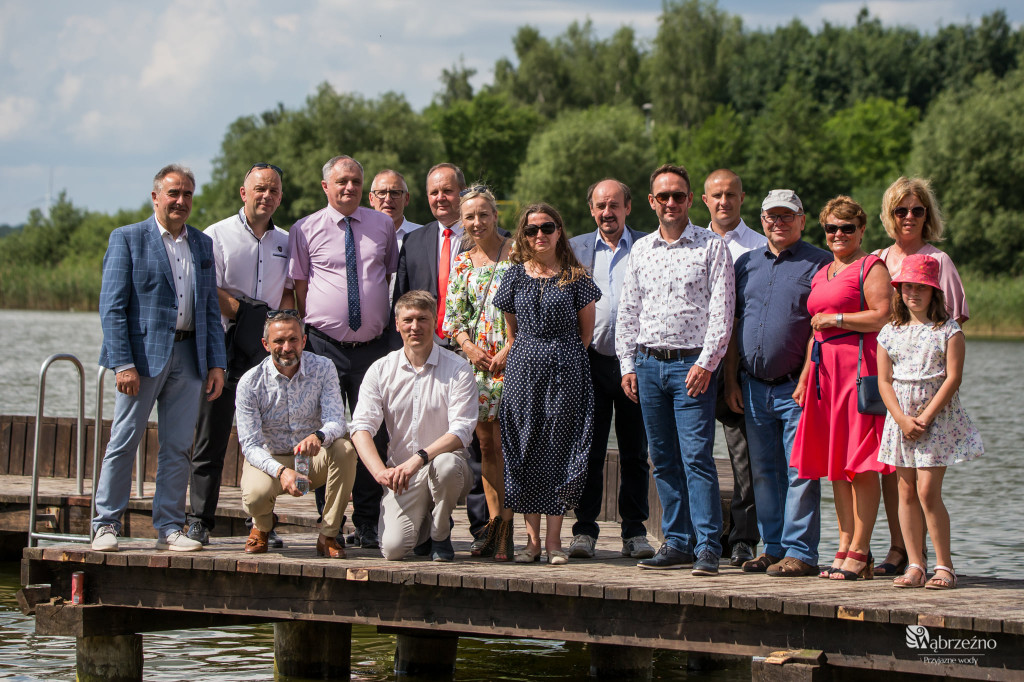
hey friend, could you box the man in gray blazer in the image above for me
[568,178,654,560]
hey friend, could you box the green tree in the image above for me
[513,105,656,235]
[909,68,1024,275]
[435,57,476,107]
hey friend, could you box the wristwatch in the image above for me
[314,430,326,444]
[415,448,429,465]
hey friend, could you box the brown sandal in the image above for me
[925,565,957,590]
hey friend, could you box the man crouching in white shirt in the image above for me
[236,309,357,558]
[349,290,478,561]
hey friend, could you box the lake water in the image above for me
[0,309,1021,680]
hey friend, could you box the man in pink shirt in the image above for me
[288,155,399,549]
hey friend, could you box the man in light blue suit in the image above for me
[92,164,226,552]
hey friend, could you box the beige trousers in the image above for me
[379,451,472,560]
[240,437,357,537]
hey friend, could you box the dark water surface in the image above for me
[0,310,1020,680]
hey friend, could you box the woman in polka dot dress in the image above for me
[494,203,601,565]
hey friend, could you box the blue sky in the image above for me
[0,0,1019,225]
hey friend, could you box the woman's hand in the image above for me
[810,312,839,331]
[489,344,510,375]
[462,339,494,372]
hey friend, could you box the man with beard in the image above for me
[235,310,357,557]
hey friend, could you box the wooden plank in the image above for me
[0,415,13,474]
[35,418,58,478]
[222,432,240,488]
[9,417,27,476]
[143,425,159,483]
[54,418,73,479]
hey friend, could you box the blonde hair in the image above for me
[459,185,499,250]
[395,290,437,321]
[880,176,945,243]
[510,203,587,286]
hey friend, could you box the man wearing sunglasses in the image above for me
[725,189,832,577]
[615,164,735,576]
[289,155,399,550]
[567,178,654,561]
[92,164,226,553]
[185,163,294,547]
[368,169,422,252]
[701,169,766,569]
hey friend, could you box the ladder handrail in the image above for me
[28,354,86,547]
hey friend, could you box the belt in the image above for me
[636,344,702,361]
[307,324,382,349]
[173,329,195,342]
[810,331,859,399]
[749,369,799,386]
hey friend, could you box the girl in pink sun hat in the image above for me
[875,253,984,590]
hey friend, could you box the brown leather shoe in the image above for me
[316,534,346,559]
[767,556,819,577]
[244,527,269,554]
[741,552,781,573]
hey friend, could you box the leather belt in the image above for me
[752,370,800,386]
[636,344,702,361]
[173,329,195,342]
[308,324,382,349]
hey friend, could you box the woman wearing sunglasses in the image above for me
[791,196,893,581]
[442,186,515,561]
[492,203,601,565]
[870,176,970,578]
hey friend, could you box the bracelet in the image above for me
[836,313,844,328]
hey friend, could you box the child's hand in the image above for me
[898,414,926,440]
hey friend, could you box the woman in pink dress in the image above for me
[871,177,969,577]
[791,195,893,581]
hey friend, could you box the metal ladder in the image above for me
[27,355,144,547]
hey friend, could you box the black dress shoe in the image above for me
[357,524,380,550]
[637,543,694,569]
[267,529,284,549]
[185,522,210,546]
[730,540,755,566]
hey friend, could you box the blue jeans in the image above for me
[93,340,203,539]
[741,373,820,565]
[635,353,722,557]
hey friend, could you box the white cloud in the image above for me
[0,96,38,139]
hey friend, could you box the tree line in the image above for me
[2,0,1023,311]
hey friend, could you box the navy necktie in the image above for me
[344,216,361,331]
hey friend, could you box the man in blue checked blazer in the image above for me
[92,164,226,553]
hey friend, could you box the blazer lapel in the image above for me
[186,225,203,311]
[146,218,175,292]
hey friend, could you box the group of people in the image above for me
[88,156,982,589]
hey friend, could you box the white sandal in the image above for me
[893,563,927,588]
[925,565,957,590]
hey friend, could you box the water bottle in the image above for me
[294,453,310,495]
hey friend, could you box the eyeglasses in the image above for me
[370,189,405,200]
[893,206,926,219]
[823,223,858,235]
[245,163,283,180]
[266,309,301,320]
[653,191,689,205]
[523,222,558,237]
[459,184,488,197]
[761,213,803,224]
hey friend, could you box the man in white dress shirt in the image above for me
[187,163,294,546]
[616,163,735,577]
[701,168,767,567]
[369,169,422,251]
[349,290,478,562]
[236,311,357,558]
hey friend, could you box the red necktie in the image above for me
[437,228,452,336]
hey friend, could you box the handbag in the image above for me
[854,258,886,415]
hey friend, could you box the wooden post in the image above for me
[393,630,459,677]
[76,634,143,682]
[589,643,653,679]
[274,621,351,679]
[752,649,830,681]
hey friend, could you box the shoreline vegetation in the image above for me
[1,268,1021,339]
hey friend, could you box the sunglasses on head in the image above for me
[893,206,926,219]
[653,191,689,205]
[245,162,283,180]
[266,308,301,320]
[459,184,489,197]
[523,222,558,237]
[823,223,858,235]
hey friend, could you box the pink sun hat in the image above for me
[891,253,941,290]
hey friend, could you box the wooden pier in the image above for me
[18,525,1024,681]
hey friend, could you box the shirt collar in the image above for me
[238,207,276,237]
[439,220,463,236]
[719,219,752,242]
[594,226,633,252]
[155,216,187,243]
[653,221,696,247]
[762,238,806,260]
[398,342,441,372]
[326,204,357,226]
[268,351,308,381]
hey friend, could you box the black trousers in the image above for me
[572,349,650,539]
[715,369,759,547]
[187,380,238,530]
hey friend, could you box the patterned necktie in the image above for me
[436,227,453,336]
[344,216,361,331]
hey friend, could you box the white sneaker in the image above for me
[91,525,119,552]
[155,530,203,552]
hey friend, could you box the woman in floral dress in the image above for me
[442,186,515,560]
